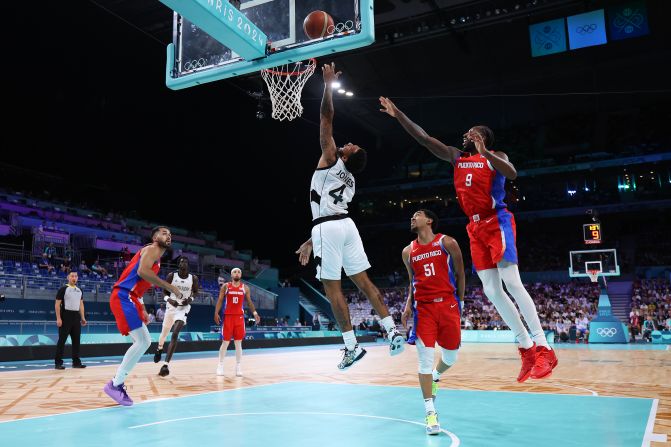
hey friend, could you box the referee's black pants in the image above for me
[55,310,82,366]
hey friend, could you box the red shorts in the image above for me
[466,209,518,271]
[222,314,246,341]
[414,299,461,350]
[110,289,146,336]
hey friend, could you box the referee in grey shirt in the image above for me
[55,271,87,369]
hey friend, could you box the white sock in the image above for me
[163,361,169,366]
[498,263,549,348]
[424,398,436,414]
[342,330,357,351]
[380,316,395,334]
[113,325,151,386]
[432,369,442,382]
[477,269,534,349]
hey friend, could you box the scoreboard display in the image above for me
[583,223,602,244]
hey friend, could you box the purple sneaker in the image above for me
[103,380,133,406]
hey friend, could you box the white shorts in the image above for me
[162,303,191,327]
[311,217,371,281]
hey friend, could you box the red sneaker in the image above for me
[517,342,537,383]
[530,346,558,379]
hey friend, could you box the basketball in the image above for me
[303,10,334,40]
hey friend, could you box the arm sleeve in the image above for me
[56,287,65,301]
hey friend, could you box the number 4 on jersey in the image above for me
[329,185,346,204]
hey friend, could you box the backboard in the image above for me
[569,248,620,278]
[160,0,374,89]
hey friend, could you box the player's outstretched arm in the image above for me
[400,245,414,329]
[442,236,465,302]
[244,285,260,324]
[214,284,227,325]
[469,129,517,179]
[318,62,341,168]
[138,246,182,299]
[379,96,461,164]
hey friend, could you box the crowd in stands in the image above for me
[630,279,671,341]
[343,281,601,342]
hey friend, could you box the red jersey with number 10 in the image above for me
[224,282,246,315]
[409,234,458,305]
[453,152,507,218]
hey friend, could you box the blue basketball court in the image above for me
[0,380,657,447]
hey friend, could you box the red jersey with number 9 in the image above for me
[409,234,458,304]
[453,152,507,218]
[224,282,246,315]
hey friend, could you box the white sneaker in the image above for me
[388,329,406,356]
[235,364,242,377]
[216,363,225,376]
[425,411,440,435]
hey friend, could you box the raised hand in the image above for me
[379,96,399,118]
[468,129,488,155]
[322,62,342,85]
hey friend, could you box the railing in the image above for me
[0,320,164,335]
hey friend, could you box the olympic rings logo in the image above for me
[576,24,598,34]
[326,20,355,35]
[183,58,207,71]
[596,327,617,337]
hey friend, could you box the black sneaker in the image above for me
[55,364,65,370]
[153,348,163,363]
[72,364,87,369]
[158,364,170,377]
[337,344,366,371]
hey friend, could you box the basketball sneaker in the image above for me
[431,380,439,402]
[517,342,537,383]
[425,412,440,435]
[530,345,558,380]
[103,380,133,406]
[337,344,366,371]
[388,329,406,356]
[158,364,170,377]
[153,348,163,363]
[216,363,225,376]
[235,364,242,377]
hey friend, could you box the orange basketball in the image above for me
[303,10,335,40]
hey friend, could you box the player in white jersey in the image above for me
[295,62,405,371]
[154,257,199,377]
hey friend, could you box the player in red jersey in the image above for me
[380,97,557,382]
[401,209,464,436]
[214,268,260,377]
[103,226,185,406]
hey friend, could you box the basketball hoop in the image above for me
[261,58,317,121]
[587,269,600,283]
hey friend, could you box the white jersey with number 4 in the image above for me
[309,158,355,220]
[167,273,193,305]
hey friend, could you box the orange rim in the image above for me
[263,58,316,76]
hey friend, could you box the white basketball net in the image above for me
[261,59,316,121]
[587,270,600,283]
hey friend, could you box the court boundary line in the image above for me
[292,380,653,401]
[127,411,460,446]
[642,399,667,447]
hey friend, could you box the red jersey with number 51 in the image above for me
[224,282,246,315]
[409,234,458,304]
[453,152,507,218]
